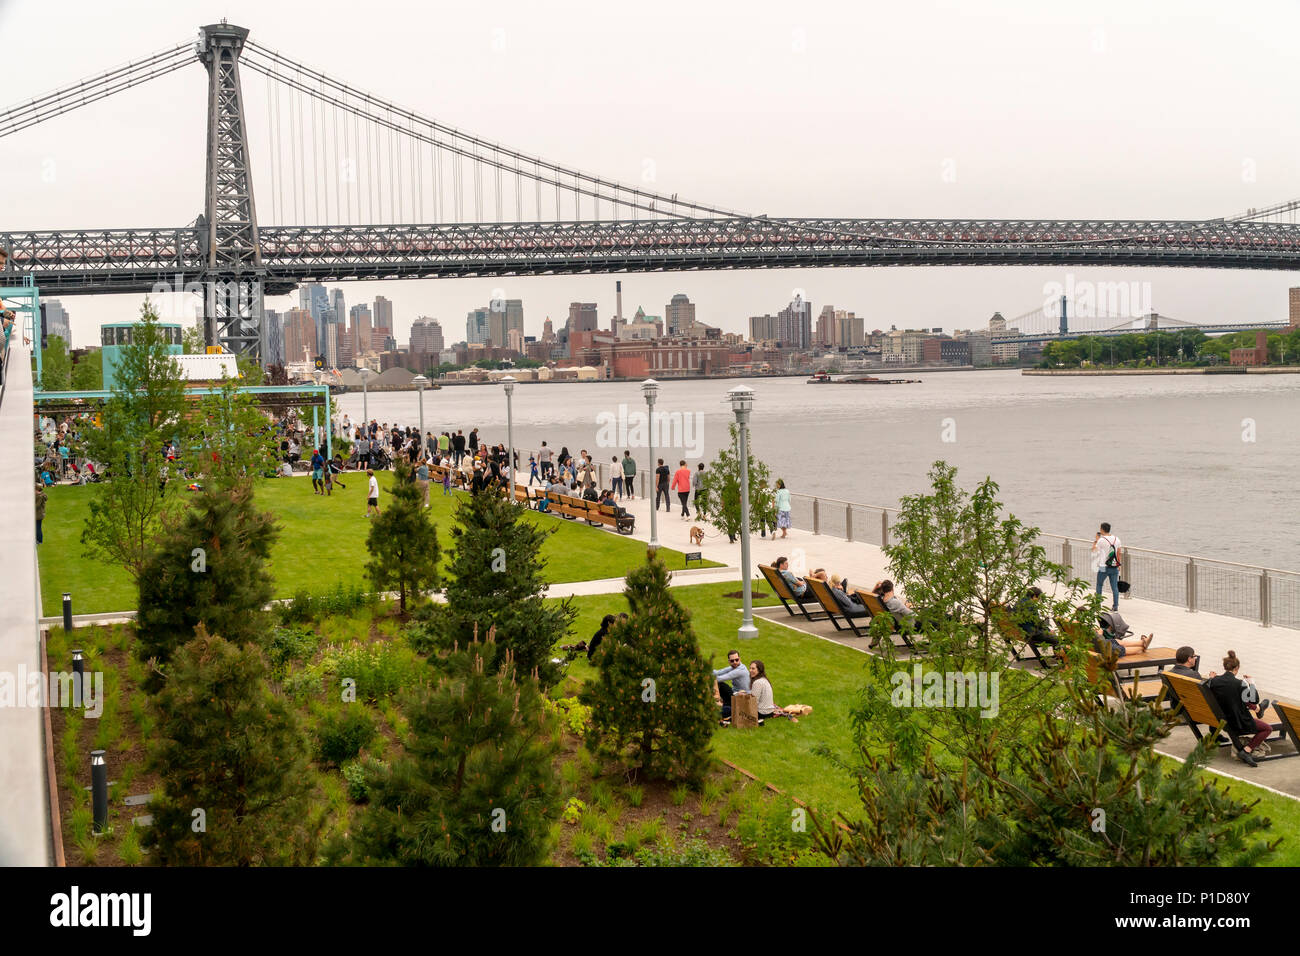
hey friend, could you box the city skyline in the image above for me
[2,0,1298,349]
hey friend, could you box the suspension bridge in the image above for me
[2,21,1298,362]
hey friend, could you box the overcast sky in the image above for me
[2,0,1298,349]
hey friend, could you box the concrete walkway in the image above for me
[0,337,53,865]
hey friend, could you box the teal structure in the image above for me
[100,321,182,390]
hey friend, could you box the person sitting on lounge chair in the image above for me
[1204,649,1272,767]
[872,580,916,626]
[829,574,869,618]
[1170,646,1203,679]
[774,556,806,597]
[1094,610,1150,658]
[1013,587,1057,646]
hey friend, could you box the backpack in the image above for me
[1100,535,1118,567]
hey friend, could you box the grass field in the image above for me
[37,474,718,616]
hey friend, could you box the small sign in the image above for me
[684,551,703,566]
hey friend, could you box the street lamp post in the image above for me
[412,374,428,455]
[501,376,516,488]
[642,378,659,552]
[359,367,372,426]
[727,384,758,641]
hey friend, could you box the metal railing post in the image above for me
[845,504,853,542]
[1186,558,1197,613]
[881,509,889,548]
[1061,539,1071,571]
[812,497,820,535]
[1260,570,1271,627]
[1122,553,1133,600]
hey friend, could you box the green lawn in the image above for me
[38,475,718,616]
[554,582,1300,865]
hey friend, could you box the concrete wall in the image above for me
[0,337,53,865]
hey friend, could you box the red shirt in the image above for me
[671,467,692,492]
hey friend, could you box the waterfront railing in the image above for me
[511,447,1298,630]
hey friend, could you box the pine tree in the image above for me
[437,488,573,687]
[365,459,441,613]
[349,629,561,866]
[135,481,277,691]
[582,551,716,783]
[142,626,320,865]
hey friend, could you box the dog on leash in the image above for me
[688,525,705,546]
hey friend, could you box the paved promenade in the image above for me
[0,337,53,865]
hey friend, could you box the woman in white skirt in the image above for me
[774,478,792,538]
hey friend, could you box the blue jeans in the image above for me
[1096,566,1120,610]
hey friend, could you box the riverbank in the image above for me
[1024,366,1300,376]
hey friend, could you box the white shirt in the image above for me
[1091,533,1122,572]
[368,475,379,499]
[750,676,776,715]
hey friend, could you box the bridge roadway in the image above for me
[0,335,53,865]
[3,216,1300,295]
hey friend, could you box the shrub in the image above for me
[266,624,320,676]
[315,707,378,767]
[327,643,425,702]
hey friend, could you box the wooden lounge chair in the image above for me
[855,590,923,653]
[757,564,828,622]
[990,603,1060,669]
[1272,700,1300,758]
[804,577,871,638]
[1160,672,1290,761]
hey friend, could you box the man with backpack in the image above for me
[1091,521,1124,612]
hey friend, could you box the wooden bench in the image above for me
[855,589,923,653]
[1160,672,1291,761]
[804,576,871,638]
[757,564,828,622]
[1273,700,1300,758]
[597,503,635,534]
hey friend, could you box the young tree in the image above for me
[80,300,190,582]
[70,348,103,390]
[366,459,441,613]
[142,626,321,865]
[582,552,716,783]
[182,323,206,355]
[185,371,279,483]
[40,334,73,391]
[135,481,278,690]
[349,629,561,866]
[435,488,574,686]
[697,422,777,543]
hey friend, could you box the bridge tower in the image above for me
[197,21,266,363]
[1060,294,1068,335]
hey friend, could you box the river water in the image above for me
[335,370,1300,571]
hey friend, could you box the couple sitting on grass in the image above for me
[713,651,809,726]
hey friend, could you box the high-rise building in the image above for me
[749,314,779,342]
[283,308,317,364]
[542,317,555,342]
[1289,287,1300,329]
[349,304,373,354]
[507,327,525,353]
[264,309,283,365]
[300,282,329,354]
[466,308,490,345]
[813,305,833,346]
[330,287,346,341]
[666,294,696,336]
[40,299,71,346]
[410,318,445,357]
[834,310,864,348]
[777,296,812,349]
[321,308,339,366]
[374,295,393,332]
[487,298,521,347]
[337,328,354,368]
[567,302,599,334]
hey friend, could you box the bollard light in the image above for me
[62,592,73,633]
[71,649,84,709]
[91,750,108,834]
